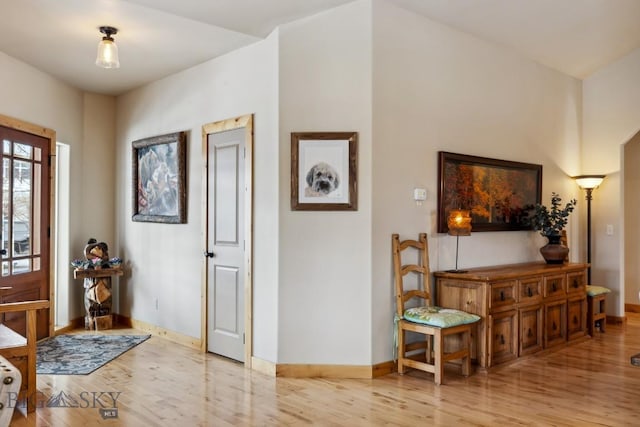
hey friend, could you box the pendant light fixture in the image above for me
[95,26,120,69]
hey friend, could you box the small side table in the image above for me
[73,267,123,330]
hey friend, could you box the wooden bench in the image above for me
[0,300,49,413]
[0,355,21,427]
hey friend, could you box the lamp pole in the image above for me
[585,187,594,284]
[574,175,605,285]
[454,234,460,271]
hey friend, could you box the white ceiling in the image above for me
[1,0,639,96]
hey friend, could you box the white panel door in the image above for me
[206,128,245,361]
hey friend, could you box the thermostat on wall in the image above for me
[413,188,427,201]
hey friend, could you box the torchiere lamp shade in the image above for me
[574,175,605,190]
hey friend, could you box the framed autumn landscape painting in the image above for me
[437,152,542,233]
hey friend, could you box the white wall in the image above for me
[80,93,118,308]
[583,47,640,315]
[0,51,116,325]
[115,35,280,361]
[278,0,373,364]
[371,0,584,362]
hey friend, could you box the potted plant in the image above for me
[530,192,577,264]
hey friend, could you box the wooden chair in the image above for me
[392,233,480,384]
[0,298,49,413]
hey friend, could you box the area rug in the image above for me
[36,334,151,375]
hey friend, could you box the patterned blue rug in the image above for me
[37,334,150,375]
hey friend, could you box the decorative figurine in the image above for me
[72,238,123,330]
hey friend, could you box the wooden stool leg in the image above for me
[588,295,595,336]
[599,296,606,333]
[588,294,608,335]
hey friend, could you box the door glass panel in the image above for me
[33,257,40,271]
[33,164,41,255]
[2,158,8,260]
[1,261,7,277]
[13,143,32,160]
[13,159,31,257]
[3,140,10,155]
[34,147,41,162]
[13,259,31,275]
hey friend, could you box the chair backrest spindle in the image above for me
[392,233,432,316]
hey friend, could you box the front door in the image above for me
[0,125,50,339]
[205,126,247,362]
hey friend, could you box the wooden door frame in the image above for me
[201,114,253,367]
[0,114,56,338]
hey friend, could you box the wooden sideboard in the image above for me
[435,262,588,369]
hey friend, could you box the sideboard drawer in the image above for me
[490,281,517,311]
[566,270,586,295]
[544,274,566,298]
[519,276,542,304]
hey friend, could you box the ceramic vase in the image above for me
[539,234,569,264]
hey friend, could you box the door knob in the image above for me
[203,251,215,258]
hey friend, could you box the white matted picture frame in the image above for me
[291,131,357,211]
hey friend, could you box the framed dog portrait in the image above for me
[291,132,358,211]
[132,131,187,223]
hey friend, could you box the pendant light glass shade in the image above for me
[95,26,120,69]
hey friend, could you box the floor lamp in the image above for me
[574,175,606,284]
[446,209,472,273]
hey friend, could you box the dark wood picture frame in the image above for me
[291,132,358,211]
[132,131,187,223]
[437,151,542,232]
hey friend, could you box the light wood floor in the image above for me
[10,314,640,426]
